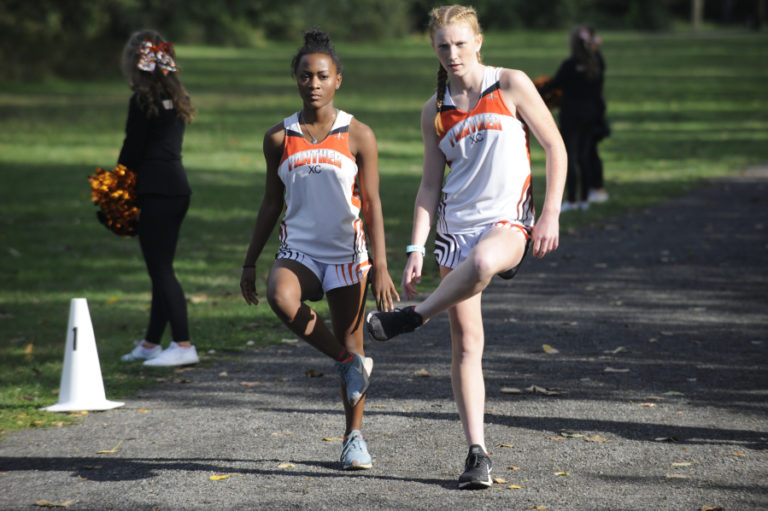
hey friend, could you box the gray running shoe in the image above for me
[335,353,371,406]
[458,444,492,489]
[341,430,372,470]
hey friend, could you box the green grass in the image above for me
[1,28,767,436]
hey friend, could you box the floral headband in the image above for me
[137,39,177,75]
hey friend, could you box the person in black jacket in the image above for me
[118,29,200,367]
[540,25,606,211]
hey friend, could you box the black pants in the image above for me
[137,195,190,343]
[561,123,599,203]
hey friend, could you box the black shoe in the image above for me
[458,444,492,489]
[365,306,423,342]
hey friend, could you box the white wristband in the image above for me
[406,244,425,257]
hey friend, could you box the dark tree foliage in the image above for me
[1,0,760,80]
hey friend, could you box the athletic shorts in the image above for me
[434,220,531,280]
[276,249,371,299]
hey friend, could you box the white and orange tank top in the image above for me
[437,66,534,236]
[277,110,368,264]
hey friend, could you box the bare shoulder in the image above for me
[499,68,535,92]
[349,116,375,143]
[263,120,285,156]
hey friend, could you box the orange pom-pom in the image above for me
[88,164,138,236]
[534,76,562,109]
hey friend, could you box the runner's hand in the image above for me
[240,267,260,305]
[402,252,423,300]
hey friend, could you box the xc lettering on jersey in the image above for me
[287,149,343,172]
[449,113,503,148]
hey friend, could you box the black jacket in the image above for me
[118,94,190,196]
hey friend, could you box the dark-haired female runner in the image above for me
[240,29,399,470]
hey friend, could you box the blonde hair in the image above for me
[427,5,483,137]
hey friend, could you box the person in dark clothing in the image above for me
[118,29,200,367]
[585,26,609,204]
[540,25,606,211]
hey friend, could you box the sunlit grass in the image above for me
[1,28,767,436]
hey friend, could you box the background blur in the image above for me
[2,0,766,80]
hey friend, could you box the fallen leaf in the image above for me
[412,368,431,377]
[24,343,35,355]
[732,451,746,457]
[603,346,627,354]
[97,440,123,454]
[322,437,343,442]
[218,371,228,377]
[137,409,148,414]
[559,430,584,438]
[304,369,323,377]
[604,367,630,373]
[508,484,523,489]
[209,473,243,481]
[671,461,695,467]
[542,344,559,354]
[34,500,73,508]
[553,471,568,476]
[637,402,656,407]
[663,391,685,397]
[497,443,514,448]
[189,293,208,304]
[548,436,566,441]
[492,477,507,484]
[585,435,611,443]
[281,338,299,345]
[240,381,260,387]
[530,505,548,510]
[700,506,723,511]
[106,296,120,304]
[277,462,295,469]
[507,466,521,471]
[525,385,562,396]
[500,387,522,394]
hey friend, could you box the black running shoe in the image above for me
[365,306,423,342]
[458,444,492,489]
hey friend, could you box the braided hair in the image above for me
[122,29,196,123]
[291,28,343,77]
[427,5,483,137]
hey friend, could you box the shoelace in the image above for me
[466,453,485,469]
[343,436,363,456]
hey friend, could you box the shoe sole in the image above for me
[365,311,388,342]
[143,357,200,367]
[343,461,373,470]
[458,477,492,489]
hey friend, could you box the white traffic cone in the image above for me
[42,298,124,412]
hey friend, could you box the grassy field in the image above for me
[1,29,766,436]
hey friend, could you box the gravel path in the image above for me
[2,167,766,510]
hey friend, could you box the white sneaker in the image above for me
[143,342,199,367]
[121,341,163,362]
[588,189,609,203]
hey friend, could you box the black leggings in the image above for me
[561,124,598,203]
[137,195,190,343]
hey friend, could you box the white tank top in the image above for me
[277,110,368,264]
[437,66,534,235]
